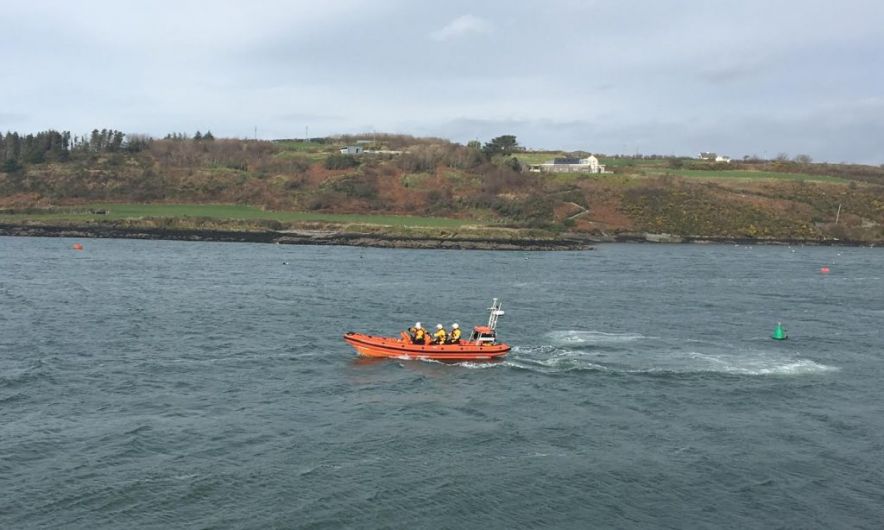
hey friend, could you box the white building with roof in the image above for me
[530,155,606,173]
[698,152,731,163]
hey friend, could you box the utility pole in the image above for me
[305,125,309,143]
[254,126,257,141]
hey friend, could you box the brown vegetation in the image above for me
[2,132,884,243]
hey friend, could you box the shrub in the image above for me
[325,154,360,170]
[2,159,23,173]
[327,174,377,199]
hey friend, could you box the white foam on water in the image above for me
[512,344,567,355]
[508,342,630,373]
[618,351,841,376]
[451,361,502,369]
[545,330,648,344]
[503,355,610,373]
[505,343,840,377]
[532,357,608,371]
[718,358,839,376]
[410,358,505,369]
[410,337,840,377]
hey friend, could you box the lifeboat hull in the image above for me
[344,332,510,362]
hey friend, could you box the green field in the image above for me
[516,158,847,185]
[514,151,566,165]
[273,140,335,162]
[598,158,663,168]
[273,140,331,153]
[670,169,845,183]
[273,150,328,162]
[0,203,474,228]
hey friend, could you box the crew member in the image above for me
[433,323,447,344]
[448,323,461,344]
[411,322,426,344]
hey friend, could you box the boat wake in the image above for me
[436,340,839,377]
[396,326,838,377]
[676,351,839,376]
[545,330,649,345]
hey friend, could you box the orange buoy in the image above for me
[72,243,84,251]
[820,266,830,273]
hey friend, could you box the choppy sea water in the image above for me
[1,237,883,528]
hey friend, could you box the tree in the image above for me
[194,131,203,141]
[482,135,519,156]
[90,129,101,151]
[109,130,125,152]
[794,154,813,164]
[204,130,215,141]
[125,134,152,152]
[503,156,523,172]
[1,158,22,173]
[5,132,21,160]
[22,134,46,163]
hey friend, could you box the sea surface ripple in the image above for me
[2,237,883,528]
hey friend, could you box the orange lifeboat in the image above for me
[344,299,510,362]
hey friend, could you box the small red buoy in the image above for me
[820,266,830,273]
[72,243,84,251]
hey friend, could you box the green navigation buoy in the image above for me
[772,322,788,341]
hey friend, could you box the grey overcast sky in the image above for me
[2,0,883,163]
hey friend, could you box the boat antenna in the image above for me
[487,298,505,330]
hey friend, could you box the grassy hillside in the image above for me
[2,133,883,243]
[0,203,471,227]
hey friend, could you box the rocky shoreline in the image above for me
[0,223,593,251]
[586,232,878,247]
[0,223,876,249]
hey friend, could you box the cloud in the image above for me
[278,112,344,122]
[698,61,770,84]
[2,1,883,162]
[406,99,884,164]
[429,14,492,41]
[0,112,28,123]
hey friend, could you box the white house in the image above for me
[339,145,364,155]
[530,155,606,174]
[698,152,731,163]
